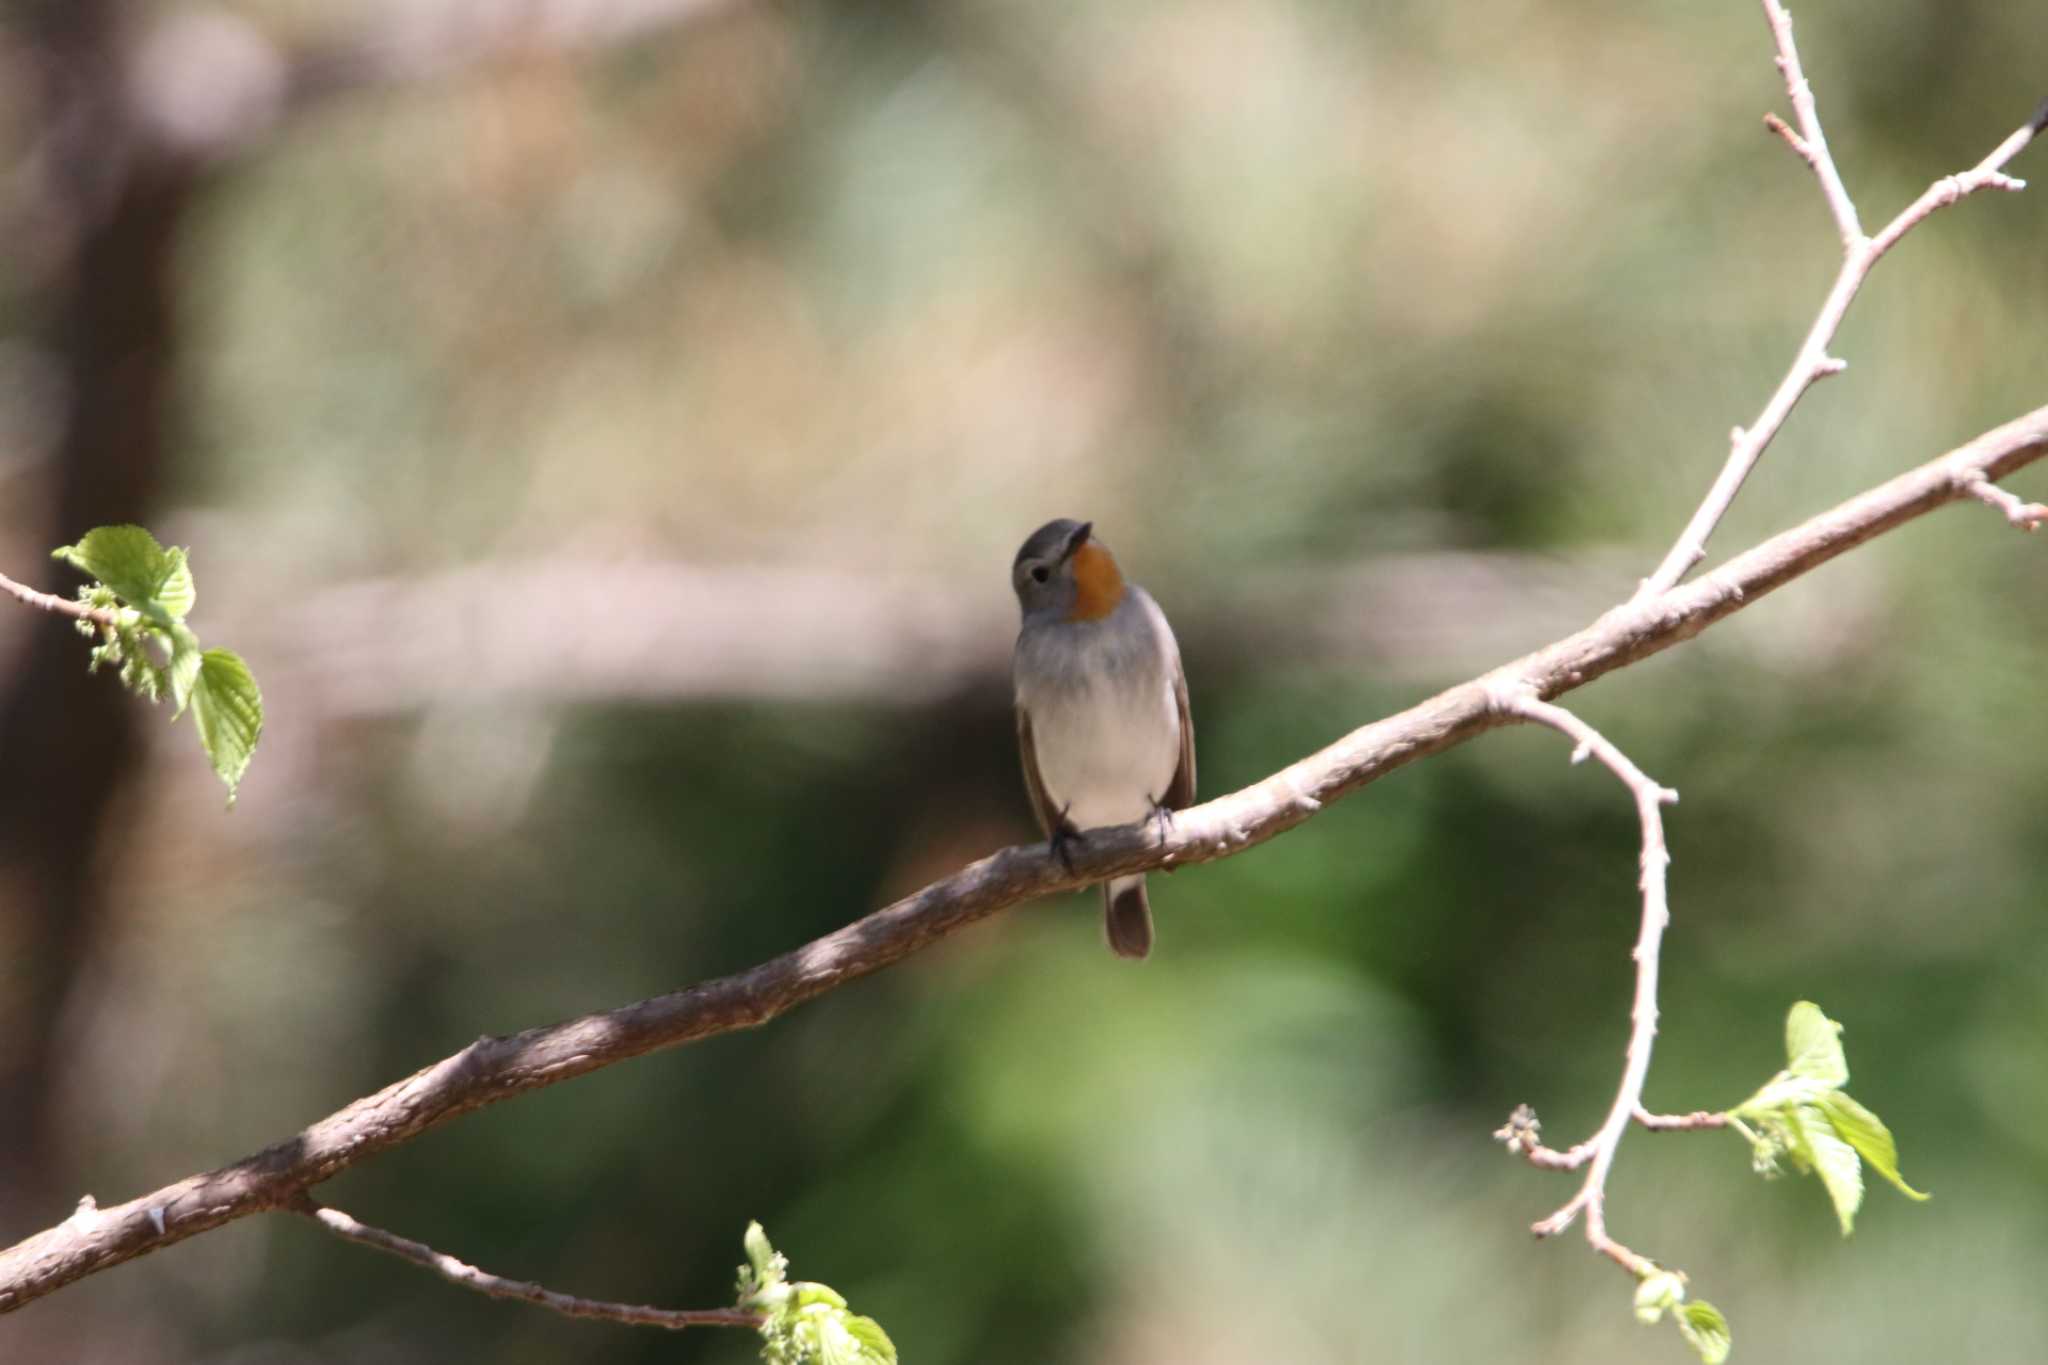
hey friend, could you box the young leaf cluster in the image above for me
[1614,1001,1930,1363]
[736,1222,897,1365]
[1634,1270,1731,1365]
[53,525,264,803]
[1730,1002,1929,1236]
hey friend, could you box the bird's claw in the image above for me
[1048,825,1085,875]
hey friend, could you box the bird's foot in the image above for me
[1048,824,1086,875]
[1148,799,1180,871]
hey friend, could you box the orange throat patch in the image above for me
[1066,542,1125,621]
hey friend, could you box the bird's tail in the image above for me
[1103,876,1153,960]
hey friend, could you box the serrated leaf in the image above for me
[815,1312,896,1365]
[843,1314,897,1364]
[1678,1301,1731,1365]
[1820,1091,1930,1202]
[190,649,262,803]
[167,625,202,717]
[1792,1103,1862,1234]
[1785,1001,1849,1087]
[153,546,196,620]
[53,525,195,622]
[816,1316,863,1365]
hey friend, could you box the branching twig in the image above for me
[1960,471,2048,530]
[286,1196,760,1331]
[1756,3,1860,246]
[1496,1104,1728,1172]
[4,404,2043,1315]
[1633,3,2040,601]
[0,569,120,628]
[1489,692,1677,1276]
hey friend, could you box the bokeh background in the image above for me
[3,1,2045,1361]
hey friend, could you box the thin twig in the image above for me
[1633,1106,1729,1133]
[1494,1104,1598,1171]
[1634,5,2040,602]
[3,402,2046,1314]
[1759,0,1860,245]
[0,569,119,628]
[288,1196,761,1331]
[1495,1102,1728,1173]
[1492,691,1677,1277]
[1960,471,2048,530]
[1761,111,1809,162]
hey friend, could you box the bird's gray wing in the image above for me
[1163,661,1196,810]
[1016,706,1069,836]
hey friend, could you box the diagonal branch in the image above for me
[1634,6,2040,602]
[0,570,120,629]
[288,1196,761,1331]
[3,403,2043,1314]
[1490,693,1676,1277]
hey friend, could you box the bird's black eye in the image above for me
[1029,564,1050,583]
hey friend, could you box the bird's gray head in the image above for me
[1011,518,1125,622]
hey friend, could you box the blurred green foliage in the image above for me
[5,1,2047,1362]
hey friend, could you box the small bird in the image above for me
[1011,518,1195,958]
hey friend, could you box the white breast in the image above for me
[1016,590,1183,832]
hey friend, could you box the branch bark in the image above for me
[4,402,2044,1316]
[0,571,118,629]
[289,1197,761,1331]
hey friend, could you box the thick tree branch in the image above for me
[288,1196,760,1331]
[3,403,2044,1315]
[1634,5,2039,601]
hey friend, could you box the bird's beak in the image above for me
[1061,522,1094,561]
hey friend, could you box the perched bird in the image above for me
[1010,519,1195,958]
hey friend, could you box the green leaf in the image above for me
[1819,1091,1930,1203]
[1792,1103,1863,1234]
[842,1315,898,1365]
[815,1312,897,1365]
[1740,1073,1829,1115]
[1678,1301,1732,1365]
[1634,1270,1685,1324]
[153,546,196,621]
[815,1315,864,1365]
[792,1282,849,1311]
[744,1221,777,1283]
[1785,1001,1849,1087]
[167,624,202,718]
[190,649,263,803]
[53,525,195,622]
